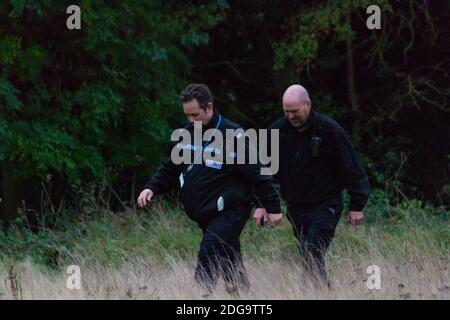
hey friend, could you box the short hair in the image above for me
[179,83,213,110]
[299,89,310,104]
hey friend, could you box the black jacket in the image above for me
[144,109,281,224]
[267,110,370,211]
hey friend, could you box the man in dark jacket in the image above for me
[138,83,282,296]
[254,84,370,287]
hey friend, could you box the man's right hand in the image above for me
[137,189,154,208]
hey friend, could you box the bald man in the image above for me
[254,84,371,287]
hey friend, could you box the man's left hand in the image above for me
[253,208,267,226]
[348,211,364,225]
[266,213,283,227]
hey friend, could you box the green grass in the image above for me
[0,190,448,271]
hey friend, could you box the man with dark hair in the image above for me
[138,83,282,296]
[254,84,371,288]
[180,83,213,110]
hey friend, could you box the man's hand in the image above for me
[253,208,283,228]
[267,213,283,227]
[253,208,268,226]
[348,211,364,225]
[137,188,154,208]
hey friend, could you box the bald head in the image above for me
[282,84,312,130]
[283,84,310,105]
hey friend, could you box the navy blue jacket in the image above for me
[145,109,281,224]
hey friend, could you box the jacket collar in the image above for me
[185,108,221,131]
[203,108,221,131]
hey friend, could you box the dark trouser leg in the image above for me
[288,198,343,286]
[194,205,250,293]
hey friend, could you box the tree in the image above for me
[0,0,227,223]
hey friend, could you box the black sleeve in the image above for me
[252,176,281,209]
[334,126,371,211]
[144,157,182,195]
[234,135,281,213]
[251,125,281,210]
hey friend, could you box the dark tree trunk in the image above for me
[0,161,23,227]
[345,7,361,141]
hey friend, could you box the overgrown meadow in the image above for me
[0,189,448,299]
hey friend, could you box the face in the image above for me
[282,98,311,129]
[183,99,213,125]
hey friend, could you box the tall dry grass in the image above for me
[0,251,448,299]
[0,193,448,300]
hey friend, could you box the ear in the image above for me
[306,98,312,111]
[207,102,213,113]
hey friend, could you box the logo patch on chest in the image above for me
[204,159,223,170]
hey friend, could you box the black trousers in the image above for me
[287,196,343,284]
[194,204,251,293]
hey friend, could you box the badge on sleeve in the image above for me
[179,173,184,188]
[217,196,224,212]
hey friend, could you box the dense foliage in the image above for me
[1,0,449,223]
